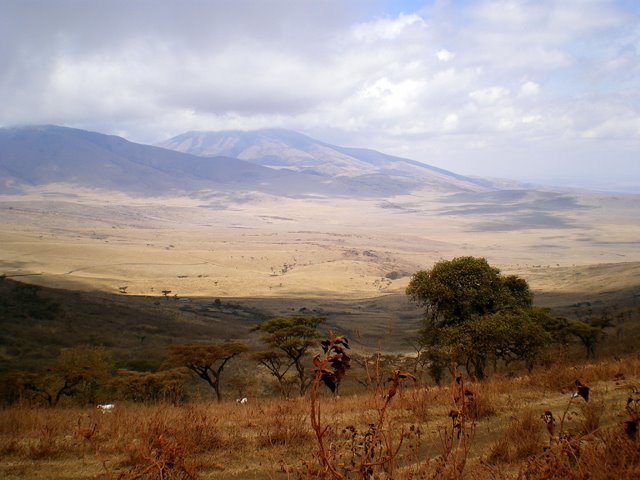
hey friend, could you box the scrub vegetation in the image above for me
[1,254,640,479]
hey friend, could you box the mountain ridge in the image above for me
[158,128,494,189]
[1,125,492,197]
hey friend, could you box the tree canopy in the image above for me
[252,315,324,395]
[22,345,113,406]
[406,256,532,329]
[167,341,248,402]
[407,257,547,379]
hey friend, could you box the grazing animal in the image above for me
[236,397,248,404]
[97,403,115,413]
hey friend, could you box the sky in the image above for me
[2,0,639,191]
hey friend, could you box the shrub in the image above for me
[487,409,544,464]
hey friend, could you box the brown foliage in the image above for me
[487,409,544,464]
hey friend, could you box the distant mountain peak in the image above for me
[158,129,491,192]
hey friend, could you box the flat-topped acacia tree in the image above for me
[167,341,248,402]
[252,315,324,395]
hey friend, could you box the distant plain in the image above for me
[2,183,638,307]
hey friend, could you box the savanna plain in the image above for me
[1,184,640,479]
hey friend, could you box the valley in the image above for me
[1,184,638,302]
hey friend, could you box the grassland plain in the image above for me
[1,184,639,299]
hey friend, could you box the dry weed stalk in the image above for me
[557,379,590,439]
[307,331,416,479]
[76,413,98,465]
[308,331,351,479]
[430,365,476,479]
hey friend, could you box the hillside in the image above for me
[0,125,489,197]
[158,128,492,191]
[2,271,639,376]
[0,276,269,373]
[0,276,425,373]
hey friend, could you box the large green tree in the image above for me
[406,257,532,329]
[252,315,324,395]
[407,256,546,380]
[439,309,552,377]
[167,341,248,402]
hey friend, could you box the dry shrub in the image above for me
[464,385,497,421]
[0,408,78,460]
[529,356,640,393]
[120,433,198,480]
[519,391,640,480]
[28,424,64,459]
[118,408,202,479]
[580,400,605,435]
[0,407,23,436]
[529,362,583,392]
[401,387,437,422]
[519,426,640,480]
[179,405,224,453]
[487,409,544,465]
[0,438,21,457]
[257,404,312,448]
[0,408,28,457]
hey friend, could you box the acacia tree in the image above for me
[252,350,294,397]
[23,345,113,406]
[565,320,604,358]
[407,256,547,380]
[114,368,189,403]
[167,341,248,402]
[252,315,324,395]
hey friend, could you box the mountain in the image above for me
[0,125,289,195]
[0,125,388,196]
[0,125,491,197]
[159,128,492,191]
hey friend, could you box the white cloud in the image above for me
[436,49,455,62]
[582,116,640,140]
[351,13,424,42]
[443,113,459,131]
[519,81,541,96]
[521,114,542,125]
[469,86,510,105]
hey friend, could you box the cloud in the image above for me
[469,86,511,105]
[0,0,638,188]
[519,81,541,96]
[351,13,424,42]
[436,49,455,62]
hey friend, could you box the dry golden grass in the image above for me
[1,186,639,301]
[1,355,638,479]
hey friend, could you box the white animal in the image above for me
[97,403,115,413]
[236,397,248,404]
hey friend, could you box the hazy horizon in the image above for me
[2,0,639,192]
